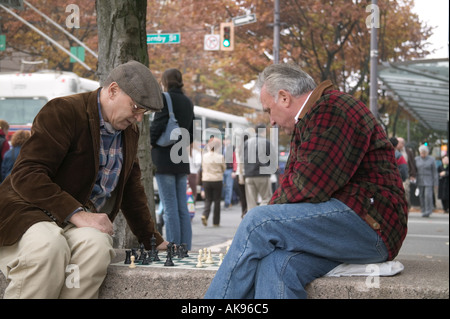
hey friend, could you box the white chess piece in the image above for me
[218,253,223,266]
[203,248,208,261]
[206,249,214,264]
[129,255,136,268]
[196,254,203,268]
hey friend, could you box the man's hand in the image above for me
[156,240,170,251]
[69,210,114,235]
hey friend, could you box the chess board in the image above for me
[111,253,221,271]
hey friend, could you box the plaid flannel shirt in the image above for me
[90,93,123,211]
[270,81,408,260]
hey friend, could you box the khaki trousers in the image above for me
[0,221,115,299]
[245,176,272,211]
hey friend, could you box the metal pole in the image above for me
[0,4,92,72]
[23,0,98,59]
[369,0,379,118]
[273,0,280,64]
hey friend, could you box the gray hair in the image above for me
[418,144,429,154]
[255,63,317,100]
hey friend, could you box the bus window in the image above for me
[0,97,47,125]
[205,118,225,134]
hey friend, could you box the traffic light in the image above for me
[220,22,234,51]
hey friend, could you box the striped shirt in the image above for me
[90,92,123,211]
[270,82,408,260]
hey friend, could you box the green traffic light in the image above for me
[223,39,231,47]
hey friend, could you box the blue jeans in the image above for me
[155,173,192,250]
[223,168,233,207]
[204,199,388,299]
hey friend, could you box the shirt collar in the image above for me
[294,91,313,124]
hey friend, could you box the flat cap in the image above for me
[106,60,163,111]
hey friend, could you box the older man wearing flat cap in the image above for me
[0,60,168,299]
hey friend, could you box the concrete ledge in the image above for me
[1,250,448,299]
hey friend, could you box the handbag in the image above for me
[156,92,182,147]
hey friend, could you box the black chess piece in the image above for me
[164,243,174,266]
[176,245,183,259]
[131,248,138,262]
[153,249,160,261]
[142,252,151,265]
[138,243,145,262]
[181,243,189,258]
[124,250,132,264]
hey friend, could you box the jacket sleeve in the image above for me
[9,98,84,223]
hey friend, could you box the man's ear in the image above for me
[107,82,120,100]
[277,90,291,108]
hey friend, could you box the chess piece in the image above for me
[218,253,223,266]
[176,245,183,259]
[181,243,189,257]
[138,243,145,262]
[153,250,160,261]
[142,252,151,265]
[150,234,157,259]
[196,254,203,268]
[202,248,207,261]
[131,248,138,260]
[124,250,132,264]
[129,255,136,268]
[205,249,214,264]
[164,243,174,266]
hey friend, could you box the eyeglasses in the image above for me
[130,97,154,115]
[132,103,150,115]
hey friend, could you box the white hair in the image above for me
[256,63,317,100]
[418,144,429,154]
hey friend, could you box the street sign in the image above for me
[0,35,6,51]
[147,33,180,44]
[232,14,257,26]
[204,34,220,51]
[70,46,85,63]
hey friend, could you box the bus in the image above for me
[0,70,99,140]
[193,105,249,144]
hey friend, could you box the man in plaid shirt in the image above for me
[205,63,408,299]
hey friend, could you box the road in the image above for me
[398,211,449,261]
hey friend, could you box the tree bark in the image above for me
[96,0,157,249]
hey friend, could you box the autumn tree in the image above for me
[0,0,97,77]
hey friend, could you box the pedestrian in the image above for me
[150,68,194,249]
[415,144,439,217]
[0,119,10,167]
[243,123,276,211]
[205,63,408,299]
[235,134,248,218]
[1,129,31,182]
[437,155,449,213]
[188,140,202,202]
[222,136,236,209]
[390,137,408,182]
[396,137,418,208]
[201,137,226,227]
[0,60,169,299]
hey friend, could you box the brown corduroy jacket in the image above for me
[0,89,163,248]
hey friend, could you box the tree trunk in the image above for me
[96,0,157,249]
